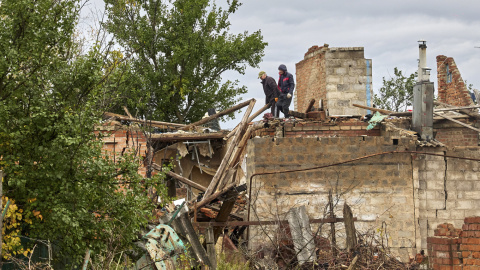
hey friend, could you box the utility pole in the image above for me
[0,170,4,270]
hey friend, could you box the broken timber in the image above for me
[202,99,256,199]
[433,112,480,133]
[150,132,226,142]
[151,163,207,192]
[103,112,186,128]
[226,102,271,139]
[180,99,255,131]
[344,203,357,252]
[305,98,316,113]
[352,103,394,115]
[434,101,480,119]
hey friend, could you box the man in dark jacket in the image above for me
[277,64,295,118]
[259,71,279,116]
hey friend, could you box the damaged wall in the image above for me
[436,55,474,107]
[246,136,418,260]
[295,45,373,115]
[414,147,480,251]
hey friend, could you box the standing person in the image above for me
[258,71,279,117]
[277,64,295,118]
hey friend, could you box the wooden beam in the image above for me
[213,189,239,241]
[226,103,270,139]
[180,99,255,131]
[434,105,480,112]
[305,98,316,113]
[150,132,226,142]
[103,112,186,128]
[202,100,256,199]
[189,182,237,214]
[434,101,480,119]
[352,104,394,115]
[151,163,208,192]
[344,203,357,252]
[166,171,207,192]
[433,112,480,132]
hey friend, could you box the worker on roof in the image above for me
[277,64,295,118]
[258,71,279,117]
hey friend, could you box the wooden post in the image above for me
[166,171,207,192]
[286,206,317,265]
[213,189,239,241]
[343,204,357,252]
[305,98,316,113]
[177,213,212,268]
[202,100,256,199]
[206,227,217,269]
[328,190,337,257]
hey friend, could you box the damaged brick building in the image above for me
[246,44,480,264]
[97,43,480,268]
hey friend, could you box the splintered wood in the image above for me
[201,99,256,200]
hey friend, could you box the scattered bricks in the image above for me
[465,217,480,224]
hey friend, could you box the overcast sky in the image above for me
[82,0,480,129]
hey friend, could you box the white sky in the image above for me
[81,0,480,129]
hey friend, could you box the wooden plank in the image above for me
[287,206,317,264]
[177,213,213,268]
[206,227,217,269]
[166,171,207,192]
[226,103,270,139]
[150,132,226,142]
[434,105,480,112]
[180,99,254,131]
[205,205,243,220]
[352,103,394,115]
[193,217,355,227]
[103,112,186,128]
[213,189,239,241]
[328,191,337,257]
[434,101,480,119]
[344,203,357,252]
[433,112,480,132]
[305,98,316,113]
[189,182,237,214]
[347,255,359,270]
[151,164,207,192]
[202,100,256,199]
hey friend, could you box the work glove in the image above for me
[275,97,278,102]
[287,93,292,99]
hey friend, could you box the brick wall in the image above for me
[437,55,474,107]
[427,218,480,269]
[435,122,479,147]
[295,45,327,112]
[246,136,417,260]
[95,122,149,177]
[295,45,372,115]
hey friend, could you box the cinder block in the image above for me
[456,200,474,209]
[425,160,446,171]
[426,199,446,209]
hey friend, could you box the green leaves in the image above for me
[0,0,166,265]
[373,67,417,112]
[104,0,267,123]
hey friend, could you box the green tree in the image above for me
[104,0,267,123]
[0,0,164,265]
[373,67,417,112]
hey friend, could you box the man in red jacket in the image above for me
[259,71,279,117]
[277,64,295,118]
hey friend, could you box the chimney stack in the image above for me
[412,40,434,141]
